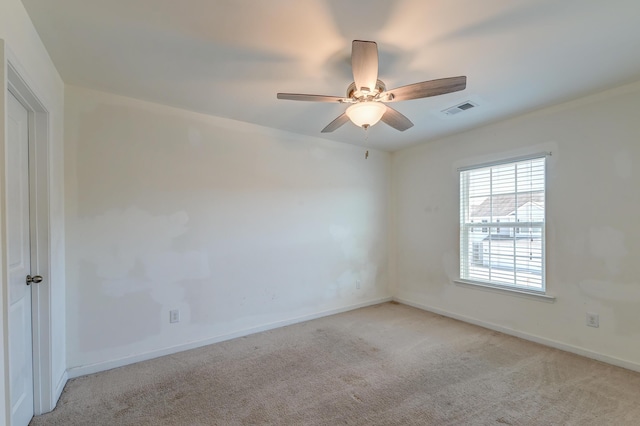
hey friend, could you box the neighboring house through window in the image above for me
[459,155,547,293]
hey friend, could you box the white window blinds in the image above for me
[460,156,546,292]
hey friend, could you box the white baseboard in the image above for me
[67,296,393,379]
[394,297,640,374]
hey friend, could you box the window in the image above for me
[459,155,546,293]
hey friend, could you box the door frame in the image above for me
[1,40,55,421]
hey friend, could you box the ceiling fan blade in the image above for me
[321,113,350,133]
[381,105,414,131]
[384,76,467,102]
[351,40,379,92]
[277,93,344,102]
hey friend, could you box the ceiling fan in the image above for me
[277,40,467,133]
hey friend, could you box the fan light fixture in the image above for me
[277,40,467,133]
[346,102,386,128]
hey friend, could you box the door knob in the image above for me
[26,275,43,285]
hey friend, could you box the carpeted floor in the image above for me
[31,302,640,425]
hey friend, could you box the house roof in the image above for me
[471,192,544,218]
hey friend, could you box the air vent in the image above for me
[442,101,478,116]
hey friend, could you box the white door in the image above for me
[7,91,34,425]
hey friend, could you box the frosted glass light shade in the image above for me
[346,102,386,127]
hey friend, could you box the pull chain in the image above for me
[363,125,369,159]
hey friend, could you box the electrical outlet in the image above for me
[586,312,599,328]
[356,281,361,289]
[169,309,180,324]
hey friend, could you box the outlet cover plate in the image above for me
[586,312,599,328]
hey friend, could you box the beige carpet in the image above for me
[31,302,640,425]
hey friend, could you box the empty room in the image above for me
[1,0,640,425]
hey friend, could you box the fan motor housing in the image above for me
[347,80,386,100]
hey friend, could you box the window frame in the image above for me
[458,153,550,296]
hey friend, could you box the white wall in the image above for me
[393,81,640,369]
[64,86,391,374]
[0,0,66,418]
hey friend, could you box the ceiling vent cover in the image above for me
[442,100,478,116]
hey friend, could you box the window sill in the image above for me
[453,279,556,303]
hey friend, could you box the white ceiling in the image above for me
[21,0,640,151]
